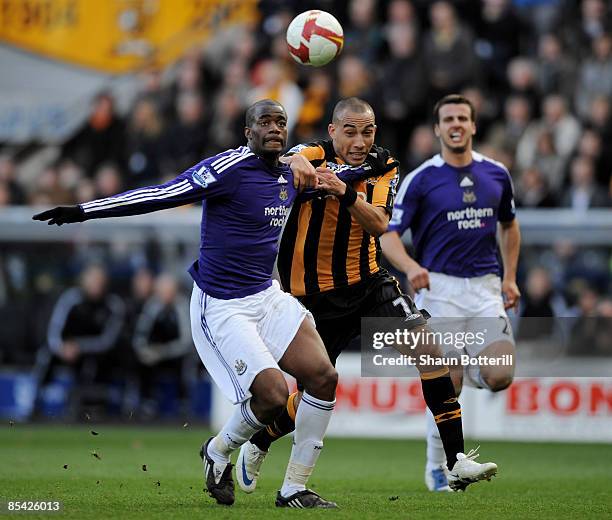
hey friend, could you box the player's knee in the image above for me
[304,363,337,399]
[483,373,513,392]
[317,363,338,395]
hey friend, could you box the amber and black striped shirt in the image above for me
[278,140,399,297]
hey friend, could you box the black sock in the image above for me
[420,368,464,470]
[250,392,297,452]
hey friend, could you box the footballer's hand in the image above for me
[365,147,399,175]
[33,205,85,226]
[281,154,318,191]
[502,279,521,311]
[315,168,347,197]
[407,265,430,291]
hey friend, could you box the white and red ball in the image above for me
[286,10,344,67]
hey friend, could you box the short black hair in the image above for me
[433,94,476,123]
[332,97,374,123]
[245,99,284,127]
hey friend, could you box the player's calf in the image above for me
[300,364,338,401]
[249,369,290,423]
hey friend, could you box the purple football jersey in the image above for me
[388,152,516,278]
[79,146,373,299]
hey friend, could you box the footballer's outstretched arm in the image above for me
[33,159,239,225]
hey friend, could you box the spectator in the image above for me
[513,0,564,39]
[74,178,96,205]
[30,165,73,206]
[57,159,84,199]
[125,98,167,187]
[248,59,303,134]
[574,0,610,54]
[536,33,576,99]
[576,127,612,186]
[93,163,124,199]
[164,91,209,174]
[561,155,611,210]
[343,0,384,64]
[574,33,612,119]
[62,92,126,175]
[592,298,612,356]
[402,124,438,176]
[0,182,11,207]
[516,94,581,170]
[206,89,246,154]
[34,264,125,416]
[461,85,498,142]
[506,57,540,115]
[0,155,26,205]
[135,67,175,122]
[474,0,523,92]
[132,273,191,417]
[385,0,418,31]
[293,70,334,144]
[485,94,531,156]
[422,1,479,102]
[335,54,374,103]
[376,23,427,153]
[567,285,601,356]
[517,266,568,339]
[530,129,565,195]
[515,166,557,208]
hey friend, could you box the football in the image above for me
[286,10,344,67]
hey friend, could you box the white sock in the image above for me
[426,408,447,470]
[207,398,265,464]
[280,392,335,497]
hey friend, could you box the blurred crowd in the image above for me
[1,0,612,209]
[30,263,198,419]
[0,0,611,369]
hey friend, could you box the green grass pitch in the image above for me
[1,425,611,519]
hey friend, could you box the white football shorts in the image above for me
[415,272,515,358]
[190,280,314,404]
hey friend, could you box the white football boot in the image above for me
[236,440,268,493]
[447,446,498,491]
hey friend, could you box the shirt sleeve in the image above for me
[285,143,326,163]
[371,164,400,215]
[498,170,516,222]
[290,143,383,201]
[78,154,241,220]
[387,169,422,234]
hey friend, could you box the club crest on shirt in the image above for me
[459,172,476,204]
[279,186,288,201]
[462,189,477,203]
[235,359,247,376]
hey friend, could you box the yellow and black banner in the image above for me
[0,0,258,73]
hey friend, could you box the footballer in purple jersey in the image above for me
[381,94,521,492]
[34,116,380,300]
[34,99,389,509]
